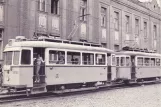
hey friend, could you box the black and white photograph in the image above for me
[0,0,161,107]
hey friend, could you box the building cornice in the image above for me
[111,0,161,20]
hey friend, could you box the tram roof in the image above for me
[4,40,114,53]
[116,51,161,57]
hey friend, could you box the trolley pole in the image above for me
[67,14,90,40]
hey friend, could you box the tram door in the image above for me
[33,48,46,84]
[131,56,136,80]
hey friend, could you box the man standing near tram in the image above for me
[34,54,44,83]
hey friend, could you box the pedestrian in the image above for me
[57,52,65,64]
[35,54,44,83]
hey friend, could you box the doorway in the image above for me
[33,48,45,84]
[131,56,136,79]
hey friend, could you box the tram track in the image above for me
[0,82,160,104]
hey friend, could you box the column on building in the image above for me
[122,12,132,48]
[143,21,148,49]
[100,6,107,48]
[134,17,140,48]
[113,10,120,51]
[0,1,4,62]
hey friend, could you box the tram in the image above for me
[2,36,116,94]
[115,48,161,84]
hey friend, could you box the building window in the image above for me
[153,25,157,40]
[0,5,3,22]
[114,12,119,31]
[101,7,106,27]
[38,0,46,12]
[125,15,130,33]
[80,0,87,21]
[51,0,59,14]
[135,18,139,35]
[144,22,147,42]
[153,25,157,49]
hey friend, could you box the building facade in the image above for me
[0,0,161,62]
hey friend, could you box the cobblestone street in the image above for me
[1,84,161,107]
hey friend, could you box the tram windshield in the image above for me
[4,51,21,65]
[4,51,13,65]
[13,51,20,65]
[4,50,31,65]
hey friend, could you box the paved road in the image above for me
[1,84,161,107]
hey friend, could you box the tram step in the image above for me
[31,86,47,94]
[33,83,46,88]
[52,86,99,94]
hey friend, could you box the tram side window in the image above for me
[151,58,155,66]
[126,57,130,66]
[13,51,20,65]
[137,57,143,66]
[67,52,80,65]
[49,50,65,64]
[21,50,31,65]
[95,54,106,65]
[4,51,13,65]
[112,55,116,66]
[49,50,58,64]
[144,58,150,66]
[156,58,160,66]
[116,57,119,66]
[120,57,126,66]
[82,53,94,65]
